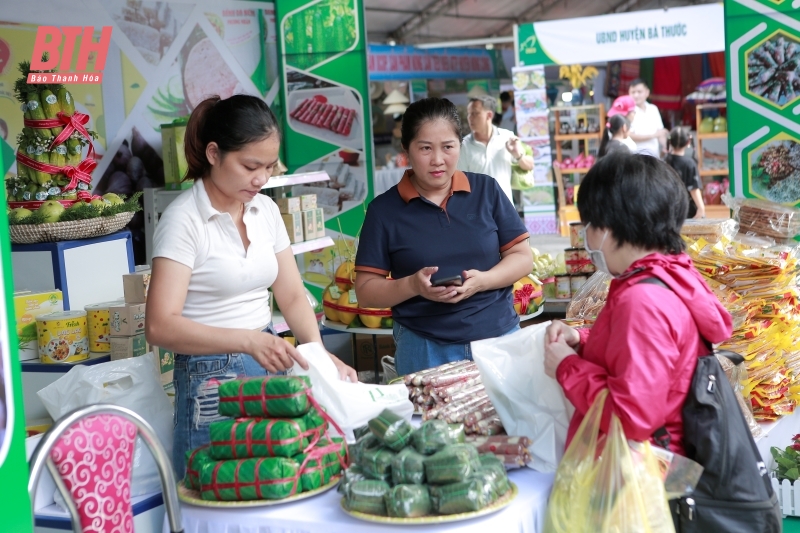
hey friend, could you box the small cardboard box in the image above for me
[314,208,325,239]
[151,345,175,386]
[301,210,317,241]
[275,197,301,214]
[14,290,64,361]
[122,270,151,304]
[281,212,304,243]
[109,303,146,337]
[110,334,148,360]
[300,194,317,211]
[353,334,396,373]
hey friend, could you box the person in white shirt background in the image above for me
[628,79,669,158]
[146,94,356,476]
[458,95,533,203]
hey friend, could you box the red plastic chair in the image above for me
[28,404,183,533]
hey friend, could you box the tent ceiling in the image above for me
[365,0,719,45]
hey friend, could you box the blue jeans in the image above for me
[172,326,282,477]
[393,322,520,376]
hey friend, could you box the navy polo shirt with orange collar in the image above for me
[355,170,529,344]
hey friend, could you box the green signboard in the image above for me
[725,0,800,206]
[276,0,374,300]
[0,139,34,531]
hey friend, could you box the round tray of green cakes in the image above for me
[339,410,519,524]
[177,476,341,509]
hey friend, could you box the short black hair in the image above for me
[629,78,649,90]
[577,152,688,254]
[499,91,512,103]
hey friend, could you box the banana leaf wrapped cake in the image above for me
[208,411,326,460]
[218,376,312,418]
[345,479,391,515]
[385,484,433,518]
[294,437,347,492]
[430,478,490,515]
[369,408,414,451]
[184,446,214,490]
[391,446,427,485]
[199,456,301,501]
[360,445,396,482]
[424,444,480,485]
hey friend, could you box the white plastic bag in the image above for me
[37,353,173,496]
[292,343,413,443]
[471,322,574,473]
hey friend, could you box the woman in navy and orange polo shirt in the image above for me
[355,98,533,375]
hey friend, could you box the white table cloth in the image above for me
[164,469,554,533]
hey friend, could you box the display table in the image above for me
[164,468,554,533]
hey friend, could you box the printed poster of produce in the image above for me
[724,0,800,207]
[277,0,373,299]
[513,65,553,190]
[3,1,282,264]
[0,147,32,531]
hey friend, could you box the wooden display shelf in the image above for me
[695,103,728,178]
[699,168,729,176]
[554,133,603,141]
[697,132,728,140]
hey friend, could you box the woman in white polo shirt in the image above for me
[146,94,357,476]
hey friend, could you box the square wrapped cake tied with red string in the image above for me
[183,376,349,502]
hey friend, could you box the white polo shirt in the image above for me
[458,126,515,202]
[629,102,664,158]
[153,179,290,330]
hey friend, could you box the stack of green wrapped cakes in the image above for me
[341,409,512,518]
[183,376,346,501]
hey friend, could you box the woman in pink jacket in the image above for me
[544,153,732,456]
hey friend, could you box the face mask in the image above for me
[583,223,611,276]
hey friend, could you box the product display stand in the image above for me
[321,318,391,384]
[11,230,134,311]
[143,171,333,264]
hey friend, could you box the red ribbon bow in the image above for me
[50,112,95,157]
[513,284,534,312]
[63,157,97,191]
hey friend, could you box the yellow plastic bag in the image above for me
[543,390,675,533]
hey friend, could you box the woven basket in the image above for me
[9,212,135,244]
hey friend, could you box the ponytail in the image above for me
[184,97,220,180]
[183,94,281,180]
[598,115,629,157]
[668,127,690,152]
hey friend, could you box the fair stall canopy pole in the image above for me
[514,3,725,66]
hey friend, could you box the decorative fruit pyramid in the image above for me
[6,56,140,226]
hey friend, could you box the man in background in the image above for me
[628,79,669,158]
[458,95,533,203]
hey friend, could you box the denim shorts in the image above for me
[171,326,283,477]
[393,322,520,376]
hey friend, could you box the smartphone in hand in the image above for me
[431,275,463,287]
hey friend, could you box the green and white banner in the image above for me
[515,3,724,66]
[0,139,33,531]
[275,0,374,300]
[725,0,800,206]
